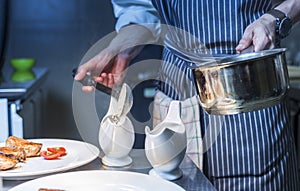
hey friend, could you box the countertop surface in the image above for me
[2,149,216,191]
[0,67,48,101]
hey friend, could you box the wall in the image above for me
[282,22,300,66]
[0,0,7,70]
[3,0,117,143]
[2,0,161,148]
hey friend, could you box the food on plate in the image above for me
[38,188,65,191]
[0,146,26,162]
[47,147,67,157]
[6,136,42,157]
[40,147,67,160]
[0,136,43,171]
[1,137,68,171]
[40,151,61,160]
[0,153,18,170]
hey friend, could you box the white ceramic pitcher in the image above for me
[99,83,135,167]
[145,100,186,180]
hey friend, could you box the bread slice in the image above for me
[0,146,26,162]
[6,136,42,157]
[0,153,18,170]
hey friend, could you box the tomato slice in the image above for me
[47,147,66,157]
[40,151,60,160]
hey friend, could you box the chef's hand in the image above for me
[74,25,155,92]
[74,46,140,92]
[236,14,277,53]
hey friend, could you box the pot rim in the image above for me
[191,48,287,69]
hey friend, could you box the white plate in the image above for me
[0,139,100,180]
[8,170,185,191]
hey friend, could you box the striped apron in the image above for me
[151,0,299,190]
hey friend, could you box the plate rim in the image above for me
[8,170,185,191]
[0,138,100,180]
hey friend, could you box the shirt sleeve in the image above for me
[111,0,161,39]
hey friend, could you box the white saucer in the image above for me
[149,168,183,181]
[101,155,132,167]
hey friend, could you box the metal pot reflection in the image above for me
[192,48,289,115]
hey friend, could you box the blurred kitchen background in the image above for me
[0,0,300,167]
[0,0,162,149]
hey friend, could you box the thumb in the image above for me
[236,33,253,53]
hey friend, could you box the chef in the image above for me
[75,0,300,190]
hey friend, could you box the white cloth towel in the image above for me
[152,90,203,171]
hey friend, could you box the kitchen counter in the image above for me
[2,149,216,191]
[0,67,48,141]
[0,67,48,101]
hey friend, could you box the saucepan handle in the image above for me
[72,67,118,96]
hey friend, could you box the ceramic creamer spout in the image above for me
[145,101,185,137]
[145,100,187,181]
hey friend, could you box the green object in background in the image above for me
[11,70,35,82]
[10,58,35,71]
[10,58,36,82]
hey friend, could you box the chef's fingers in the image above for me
[252,31,275,51]
[75,55,101,80]
[236,14,277,53]
[94,73,115,88]
[107,54,129,85]
[236,30,253,53]
[252,18,276,51]
[74,66,88,81]
[107,73,114,89]
[82,86,95,92]
[96,73,108,86]
[112,73,124,86]
[75,49,115,81]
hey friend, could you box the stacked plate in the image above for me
[8,170,185,191]
[1,139,185,191]
[0,139,99,180]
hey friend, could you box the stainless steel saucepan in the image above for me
[191,48,289,115]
